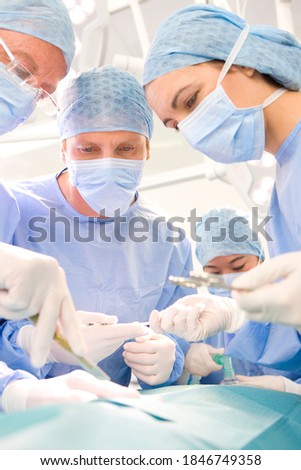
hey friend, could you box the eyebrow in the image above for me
[205,255,246,269]
[13,50,38,74]
[163,85,190,127]
[229,255,246,265]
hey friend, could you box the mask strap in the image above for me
[262,87,287,108]
[217,24,250,87]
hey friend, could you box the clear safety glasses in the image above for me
[0,37,59,116]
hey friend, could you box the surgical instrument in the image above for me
[169,271,249,291]
[212,353,239,385]
[30,314,111,381]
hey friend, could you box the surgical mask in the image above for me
[208,272,242,297]
[67,157,145,216]
[0,62,38,135]
[178,25,287,163]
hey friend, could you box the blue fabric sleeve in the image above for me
[0,181,20,243]
[0,361,35,396]
[137,335,185,390]
[0,320,52,379]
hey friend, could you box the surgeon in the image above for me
[2,65,196,390]
[144,4,301,335]
[0,0,84,364]
[0,0,138,412]
[183,206,301,394]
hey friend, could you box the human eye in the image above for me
[11,64,32,82]
[79,146,97,154]
[232,263,246,271]
[185,92,199,110]
[118,145,135,153]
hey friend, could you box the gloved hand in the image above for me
[149,294,246,341]
[0,243,84,367]
[232,251,301,332]
[123,332,176,386]
[1,370,139,412]
[184,343,224,377]
[236,374,287,392]
[18,311,150,365]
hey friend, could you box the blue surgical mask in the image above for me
[0,63,38,135]
[67,157,145,216]
[208,272,242,297]
[178,26,287,163]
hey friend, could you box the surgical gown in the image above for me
[1,171,195,388]
[268,119,301,257]
[0,181,19,243]
[202,121,301,382]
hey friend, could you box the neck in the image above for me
[264,90,301,155]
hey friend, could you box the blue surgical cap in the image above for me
[57,65,153,141]
[195,207,265,267]
[0,0,75,72]
[143,4,301,91]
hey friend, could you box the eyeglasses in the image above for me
[0,37,59,116]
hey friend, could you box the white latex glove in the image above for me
[123,333,176,386]
[149,294,246,342]
[1,370,139,413]
[18,312,150,365]
[236,374,301,395]
[0,243,84,367]
[184,343,224,377]
[232,252,301,332]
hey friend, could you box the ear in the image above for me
[60,140,67,165]
[145,137,151,161]
[231,65,256,78]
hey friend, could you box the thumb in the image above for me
[134,332,160,343]
[77,311,118,325]
[232,253,297,291]
[149,310,163,333]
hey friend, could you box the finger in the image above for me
[123,339,158,354]
[134,333,161,343]
[30,294,61,368]
[67,370,139,398]
[207,345,225,355]
[130,366,157,380]
[160,304,187,333]
[232,279,289,314]
[149,310,163,333]
[58,295,87,357]
[123,351,156,366]
[232,254,296,291]
[77,311,118,325]
[185,304,206,341]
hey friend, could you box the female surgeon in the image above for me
[144,4,301,341]
[185,206,301,395]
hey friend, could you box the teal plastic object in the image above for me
[0,385,301,450]
[212,353,239,385]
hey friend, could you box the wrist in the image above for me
[16,325,36,355]
[1,378,38,413]
[223,298,246,333]
[283,377,301,395]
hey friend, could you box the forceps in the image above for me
[169,271,249,291]
[31,314,110,381]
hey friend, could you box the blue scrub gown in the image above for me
[268,119,301,257]
[1,171,195,388]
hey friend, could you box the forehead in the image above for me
[206,254,252,267]
[145,63,220,115]
[0,30,67,91]
[67,130,145,144]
